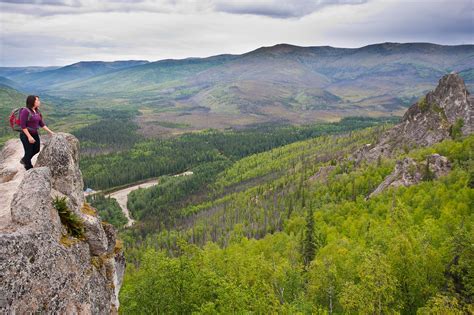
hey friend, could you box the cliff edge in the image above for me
[0,133,124,313]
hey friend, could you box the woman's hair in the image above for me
[26,95,38,110]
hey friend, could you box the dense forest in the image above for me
[80,116,397,190]
[84,116,396,233]
[72,109,142,155]
[86,194,128,228]
[113,120,473,313]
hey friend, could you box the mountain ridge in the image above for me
[1,42,473,136]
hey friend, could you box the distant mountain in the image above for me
[48,55,236,98]
[3,60,149,91]
[0,76,24,92]
[0,66,61,79]
[2,43,473,129]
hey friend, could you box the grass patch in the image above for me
[418,96,428,112]
[53,196,85,239]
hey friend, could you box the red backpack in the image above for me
[9,107,41,132]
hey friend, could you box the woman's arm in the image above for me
[42,125,55,135]
[22,128,36,144]
[38,113,54,135]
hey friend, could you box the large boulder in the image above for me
[10,167,61,236]
[36,133,84,209]
[36,133,110,256]
[0,133,124,313]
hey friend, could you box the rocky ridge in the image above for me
[0,133,124,313]
[353,73,472,163]
[359,73,472,196]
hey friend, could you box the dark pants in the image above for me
[20,132,40,170]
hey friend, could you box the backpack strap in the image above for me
[22,107,33,121]
[22,108,37,133]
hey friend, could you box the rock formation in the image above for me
[0,133,124,313]
[353,73,472,162]
[369,154,451,198]
[308,165,335,183]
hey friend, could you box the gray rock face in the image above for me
[369,154,451,198]
[0,133,124,314]
[430,73,472,135]
[10,167,60,236]
[353,73,472,163]
[0,232,113,313]
[36,133,84,209]
[0,140,19,183]
[308,165,335,183]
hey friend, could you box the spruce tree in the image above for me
[303,206,316,267]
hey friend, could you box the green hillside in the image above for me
[48,55,237,99]
[118,125,473,314]
[6,60,149,91]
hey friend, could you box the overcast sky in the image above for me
[0,0,473,67]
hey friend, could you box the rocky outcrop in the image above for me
[36,133,84,209]
[308,165,335,183]
[0,133,124,313]
[353,73,472,163]
[369,154,451,198]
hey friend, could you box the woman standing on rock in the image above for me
[20,95,54,170]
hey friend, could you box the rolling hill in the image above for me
[2,60,149,92]
[2,42,473,134]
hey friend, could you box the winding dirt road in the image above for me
[105,171,193,227]
[105,179,159,227]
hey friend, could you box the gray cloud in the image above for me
[325,0,474,46]
[0,0,165,16]
[0,0,472,66]
[213,0,368,19]
[0,0,80,6]
[0,0,368,17]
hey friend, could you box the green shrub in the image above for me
[418,96,428,112]
[422,158,435,181]
[53,196,85,238]
[449,118,464,140]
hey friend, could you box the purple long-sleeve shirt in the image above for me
[20,108,44,134]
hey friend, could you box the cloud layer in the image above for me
[0,0,369,18]
[1,0,472,66]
